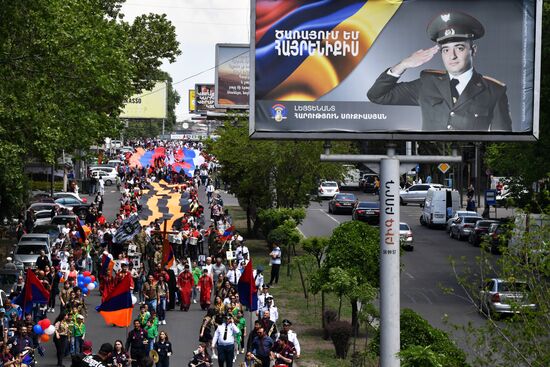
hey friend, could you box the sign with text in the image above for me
[250,0,541,141]
[189,89,196,112]
[215,44,250,109]
[194,84,215,112]
[121,81,167,119]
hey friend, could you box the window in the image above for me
[16,245,47,255]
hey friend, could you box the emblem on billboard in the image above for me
[441,13,451,22]
[271,104,288,122]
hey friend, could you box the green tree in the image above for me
[484,2,550,206]
[0,0,180,218]
[450,224,550,367]
[208,118,350,233]
[311,221,380,333]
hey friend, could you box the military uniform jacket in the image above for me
[367,68,512,131]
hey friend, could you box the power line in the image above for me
[138,49,250,98]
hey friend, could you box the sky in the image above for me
[121,0,250,121]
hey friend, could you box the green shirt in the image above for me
[145,318,158,339]
[192,268,202,284]
[73,322,86,337]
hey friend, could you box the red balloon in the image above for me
[38,319,51,329]
[90,275,96,282]
[83,271,91,277]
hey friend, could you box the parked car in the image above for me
[12,241,51,270]
[51,214,79,227]
[328,193,357,214]
[399,184,444,205]
[484,222,510,254]
[18,233,51,249]
[32,224,61,243]
[54,197,90,218]
[91,169,119,186]
[53,191,87,203]
[352,201,380,224]
[479,278,536,318]
[359,174,377,193]
[399,222,414,251]
[0,268,21,294]
[33,210,55,226]
[445,210,480,233]
[318,181,339,199]
[449,216,483,240]
[468,220,500,246]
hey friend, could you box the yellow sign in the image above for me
[188,89,196,112]
[121,81,167,119]
[438,163,450,174]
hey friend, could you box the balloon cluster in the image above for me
[33,319,55,342]
[77,271,97,295]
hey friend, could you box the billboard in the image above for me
[250,0,542,141]
[189,89,196,112]
[215,44,250,109]
[121,81,167,119]
[194,84,215,112]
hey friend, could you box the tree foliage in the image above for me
[311,221,380,332]
[0,0,180,218]
[370,309,468,367]
[207,118,352,232]
[257,207,306,238]
[451,224,550,367]
[484,2,550,204]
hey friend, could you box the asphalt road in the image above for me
[299,189,513,333]
[36,185,221,366]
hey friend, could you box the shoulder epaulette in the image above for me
[482,75,506,87]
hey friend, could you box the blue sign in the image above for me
[485,189,497,206]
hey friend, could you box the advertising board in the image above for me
[189,89,196,112]
[121,81,167,119]
[215,44,250,109]
[250,0,542,141]
[194,84,215,112]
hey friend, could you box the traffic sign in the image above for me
[485,189,497,206]
[438,163,450,174]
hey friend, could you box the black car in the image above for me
[328,193,357,214]
[352,201,380,224]
[468,220,500,246]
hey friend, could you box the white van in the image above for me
[339,165,361,189]
[421,187,459,227]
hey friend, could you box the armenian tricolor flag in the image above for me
[237,261,258,311]
[100,253,115,277]
[162,239,175,268]
[220,226,235,242]
[96,274,134,327]
[13,268,50,313]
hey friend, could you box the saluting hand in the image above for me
[391,45,439,75]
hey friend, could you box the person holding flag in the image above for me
[12,268,50,315]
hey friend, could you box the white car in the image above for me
[318,181,339,199]
[445,210,480,232]
[91,169,119,186]
[400,184,444,205]
[53,191,86,203]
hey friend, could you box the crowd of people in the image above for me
[4,140,301,367]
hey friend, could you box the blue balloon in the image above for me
[82,287,89,295]
[84,276,92,284]
[77,274,84,281]
[78,281,85,288]
[33,324,43,335]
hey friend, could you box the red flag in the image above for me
[237,261,258,311]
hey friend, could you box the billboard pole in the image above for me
[380,145,400,367]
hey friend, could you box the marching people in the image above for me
[177,264,194,312]
[153,331,173,367]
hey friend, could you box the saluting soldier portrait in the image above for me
[367,11,513,132]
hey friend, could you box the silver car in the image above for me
[399,222,414,251]
[479,278,536,318]
[399,184,443,205]
[445,210,480,233]
[449,216,483,240]
[12,241,51,270]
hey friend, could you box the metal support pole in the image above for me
[474,143,480,208]
[380,146,400,367]
[323,140,332,155]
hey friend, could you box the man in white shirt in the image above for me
[212,315,241,366]
[280,319,301,360]
[226,262,241,287]
[256,284,271,316]
[253,266,265,290]
[268,243,282,286]
[234,242,249,264]
[259,296,278,323]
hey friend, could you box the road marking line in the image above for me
[296,227,307,239]
[317,209,342,224]
[405,272,415,279]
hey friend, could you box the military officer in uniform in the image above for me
[367,11,512,132]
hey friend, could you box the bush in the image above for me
[327,321,352,359]
[323,309,338,340]
[369,309,469,367]
[257,207,306,237]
